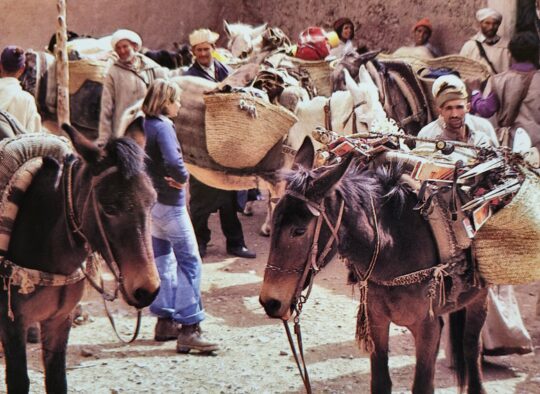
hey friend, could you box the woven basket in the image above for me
[204,93,297,169]
[69,59,108,94]
[288,56,333,97]
[474,169,540,285]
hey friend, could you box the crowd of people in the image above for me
[0,5,538,359]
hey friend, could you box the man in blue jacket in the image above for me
[185,29,256,259]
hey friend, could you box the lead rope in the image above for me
[65,160,142,343]
[353,194,380,353]
[283,196,345,393]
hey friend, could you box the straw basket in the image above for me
[68,59,108,94]
[474,169,540,285]
[288,56,333,97]
[378,54,490,113]
[203,93,297,169]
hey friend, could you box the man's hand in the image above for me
[164,176,184,190]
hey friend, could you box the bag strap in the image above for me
[474,40,498,74]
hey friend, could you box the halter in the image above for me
[63,157,141,343]
[267,188,346,394]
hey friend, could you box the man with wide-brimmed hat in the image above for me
[98,29,178,145]
[184,28,257,262]
[460,7,511,74]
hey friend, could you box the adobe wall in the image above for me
[1,0,497,55]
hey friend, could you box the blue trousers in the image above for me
[149,203,205,325]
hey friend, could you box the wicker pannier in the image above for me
[68,59,108,94]
[203,93,297,169]
[474,169,540,284]
[288,56,333,97]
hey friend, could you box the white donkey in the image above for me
[223,20,267,59]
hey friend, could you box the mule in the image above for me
[144,42,193,69]
[0,124,160,393]
[332,51,434,136]
[259,142,488,394]
[223,20,268,59]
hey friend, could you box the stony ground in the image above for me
[1,199,539,393]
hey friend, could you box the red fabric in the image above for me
[296,27,330,60]
[413,17,433,33]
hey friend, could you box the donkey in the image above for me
[259,141,488,394]
[0,124,160,393]
[223,20,268,59]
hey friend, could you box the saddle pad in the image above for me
[0,134,73,254]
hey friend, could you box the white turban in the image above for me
[189,29,219,47]
[111,29,142,51]
[475,8,503,23]
[432,74,468,108]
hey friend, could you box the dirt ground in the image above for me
[1,199,539,393]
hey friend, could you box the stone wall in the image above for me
[1,0,507,56]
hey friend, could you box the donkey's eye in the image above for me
[291,227,307,237]
[101,204,120,216]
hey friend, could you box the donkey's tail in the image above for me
[449,308,467,393]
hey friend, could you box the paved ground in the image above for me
[1,199,539,393]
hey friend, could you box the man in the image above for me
[0,45,42,132]
[418,74,533,358]
[185,29,256,259]
[470,31,540,151]
[98,29,179,145]
[460,8,511,74]
[393,18,441,59]
[417,74,497,150]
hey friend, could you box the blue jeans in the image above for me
[149,203,205,325]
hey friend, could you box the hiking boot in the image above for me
[176,323,219,354]
[154,317,179,342]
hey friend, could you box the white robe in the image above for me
[0,77,41,133]
[460,32,511,74]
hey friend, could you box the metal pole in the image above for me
[55,0,70,126]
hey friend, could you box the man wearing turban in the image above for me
[460,8,511,74]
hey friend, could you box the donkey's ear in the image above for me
[251,23,268,38]
[293,137,314,170]
[62,123,102,164]
[223,20,231,36]
[308,154,353,200]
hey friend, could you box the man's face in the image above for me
[115,39,137,63]
[414,26,431,46]
[479,17,500,39]
[192,42,213,67]
[439,99,469,137]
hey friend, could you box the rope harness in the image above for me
[0,157,141,343]
[273,174,470,392]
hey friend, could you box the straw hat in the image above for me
[189,29,219,47]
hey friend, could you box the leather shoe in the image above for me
[177,324,219,354]
[227,246,256,259]
[154,317,179,341]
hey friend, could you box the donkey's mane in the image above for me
[103,137,146,179]
[286,159,411,215]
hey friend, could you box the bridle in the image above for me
[267,188,345,394]
[63,156,141,343]
[267,186,381,393]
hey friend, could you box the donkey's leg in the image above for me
[259,193,273,236]
[0,317,30,393]
[410,316,443,394]
[463,294,488,394]
[41,315,72,394]
[369,314,392,394]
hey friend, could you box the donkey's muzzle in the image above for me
[259,297,284,318]
[133,286,159,308]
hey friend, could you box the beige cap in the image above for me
[432,74,468,108]
[111,29,142,51]
[189,29,219,47]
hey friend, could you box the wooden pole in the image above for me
[55,0,70,126]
